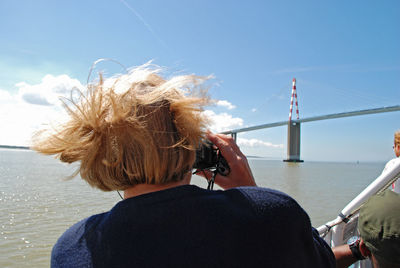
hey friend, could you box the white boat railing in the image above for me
[317,160,400,240]
[317,160,400,268]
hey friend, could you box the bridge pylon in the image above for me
[284,78,304,162]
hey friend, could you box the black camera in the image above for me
[193,140,230,176]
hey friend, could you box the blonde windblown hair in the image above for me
[32,63,210,191]
[395,130,400,146]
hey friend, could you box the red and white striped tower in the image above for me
[285,78,303,162]
[288,78,300,121]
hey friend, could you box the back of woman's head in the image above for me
[32,63,210,191]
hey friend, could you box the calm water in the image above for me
[0,149,385,267]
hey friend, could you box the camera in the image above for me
[193,140,230,176]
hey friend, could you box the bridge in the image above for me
[221,79,400,162]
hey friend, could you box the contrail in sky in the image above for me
[120,0,169,49]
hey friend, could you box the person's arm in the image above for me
[332,244,358,268]
[198,132,257,189]
[333,238,370,268]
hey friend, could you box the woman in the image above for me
[33,63,334,268]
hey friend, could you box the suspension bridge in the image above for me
[222,78,400,162]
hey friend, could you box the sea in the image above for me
[0,148,387,267]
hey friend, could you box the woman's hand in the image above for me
[197,132,257,190]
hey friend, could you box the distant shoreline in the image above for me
[0,145,30,150]
[0,146,388,164]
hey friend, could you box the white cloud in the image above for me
[216,100,236,110]
[237,138,283,148]
[0,100,66,146]
[251,108,257,112]
[0,89,14,103]
[0,75,85,146]
[0,76,280,150]
[202,110,243,133]
[16,74,85,106]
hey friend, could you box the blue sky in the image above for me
[0,0,399,162]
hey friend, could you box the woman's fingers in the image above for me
[203,132,257,189]
[206,133,239,163]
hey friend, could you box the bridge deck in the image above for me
[221,105,400,134]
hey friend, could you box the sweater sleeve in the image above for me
[51,218,92,268]
[311,227,336,267]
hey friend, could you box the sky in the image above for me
[0,0,399,162]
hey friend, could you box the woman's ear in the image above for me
[359,239,372,258]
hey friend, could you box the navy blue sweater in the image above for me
[51,185,335,267]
